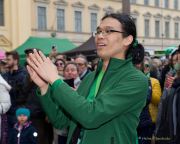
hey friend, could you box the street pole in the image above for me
[122,0,130,14]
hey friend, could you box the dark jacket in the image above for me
[24,79,46,120]
[9,121,38,144]
[155,78,180,144]
[38,58,148,144]
[2,67,28,115]
[137,79,152,129]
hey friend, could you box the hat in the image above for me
[16,108,30,118]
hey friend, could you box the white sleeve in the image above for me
[0,84,11,114]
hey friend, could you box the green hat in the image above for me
[16,108,30,118]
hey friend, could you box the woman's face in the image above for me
[143,60,150,74]
[95,17,133,60]
[63,64,79,79]
[55,60,65,74]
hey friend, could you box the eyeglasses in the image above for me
[93,29,125,37]
[55,63,64,67]
[76,63,85,66]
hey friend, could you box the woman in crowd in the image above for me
[0,74,11,144]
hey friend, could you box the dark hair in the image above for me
[75,54,88,66]
[6,51,19,62]
[54,58,65,66]
[63,62,78,72]
[56,53,67,60]
[101,13,144,64]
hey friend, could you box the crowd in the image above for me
[0,13,180,144]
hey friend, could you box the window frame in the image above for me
[57,8,65,32]
[74,10,82,32]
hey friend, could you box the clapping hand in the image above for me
[26,49,60,94]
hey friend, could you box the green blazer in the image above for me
[38,58,148,144]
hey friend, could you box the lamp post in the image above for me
[122,0,130,14]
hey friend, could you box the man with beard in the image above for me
[2,51,28,142]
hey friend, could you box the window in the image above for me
[91,13,97,32]
[75,11,82,32]
[130,0,136,4]
[38,6,47,30]
[174,0,178,9]
[155,20,160,38]
[144,0,149,5]
[175,22,179,38]
[165,21,170,38]
[57,9,65,32]
[144,19,150,37]
[155,0,159,7]
[164,0,169,8]
[0,0,4,26]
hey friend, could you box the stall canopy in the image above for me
[64,36,97,60]
[16,36,76,55]
[16,36,76,65]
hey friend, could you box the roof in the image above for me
[16,36,76,56]
[65,36,96,54]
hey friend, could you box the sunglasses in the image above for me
[55,62,64,67]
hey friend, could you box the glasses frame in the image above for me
[93,29,125,37]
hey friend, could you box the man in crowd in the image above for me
[75,54,91,80]
[2,51,28,140]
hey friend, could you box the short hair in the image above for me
[6,51,19,62]
[75,54,88,65]
[56,53,67,60]
[63,62,78,72]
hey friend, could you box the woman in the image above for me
[55,59,65,78]
[0,74,11,144]
[55,62,81,144]
[27,13,148,144]
[63,62,81,89]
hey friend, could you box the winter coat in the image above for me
[155,77,180,144]
[0,74,11,140]
[2,67,28,115]
[38,58,148,144]
[9,121,38,144]
[149,77,162,123]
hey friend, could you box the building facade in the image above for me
[0,0,180,53]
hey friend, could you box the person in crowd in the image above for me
[0,74,11,144]
[2,51,28,141]
[26,13,148,144]
[63,62,81,89]
[92,58,100,71]
[155,47,180,144]
[0,59,8,74]
[25,49,54,144]
[151,58,162,81]
[55,53,67,62]
[54,62,81,144]
[9,108,38,144]
[54,59,65,78]
[142,57,162,143]
[75,54,91,80]
[49,46,58,63]
[161,46,180,89]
